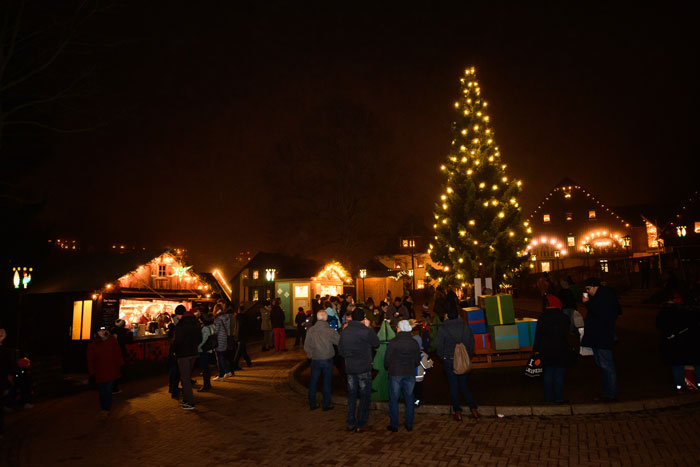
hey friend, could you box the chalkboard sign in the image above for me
[102,298,119,327]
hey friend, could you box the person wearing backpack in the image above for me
[197,313,216,392]
[436,308,479,420]
[384,320,421,432]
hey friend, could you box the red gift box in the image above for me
[474,333,490,350]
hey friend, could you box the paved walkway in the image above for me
[3,341,700,466]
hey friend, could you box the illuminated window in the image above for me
[294,285,309,299]
[567,236,576,247]
[401,238,416,248]
[252,270,259,280]
[71,300,93,340]
[541,261,551,273]
[600,260,609,273]
[253,290,259,301]
[417,258,425,268]
[158,265,167,277]
[266,289,271,299]
[588,210,596,219]
[416,279,425,289]
[565,212,573,221]
[543,214,551,223]
[394,261,403,269]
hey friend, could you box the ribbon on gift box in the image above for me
[480,334,487,348]
[469,319,485,325]
[497,296,503,324]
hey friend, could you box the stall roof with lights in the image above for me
[28,249,211,295]
[235,252,323,281]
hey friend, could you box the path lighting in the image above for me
[677,226,687,238]
[265,268,276,282]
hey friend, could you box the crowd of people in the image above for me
[80,275,700,426]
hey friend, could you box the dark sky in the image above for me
[14,2,700,274]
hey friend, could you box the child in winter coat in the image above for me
[87,326,124,418]
[412,330,433,407]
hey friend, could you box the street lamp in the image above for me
[583,244,591,254]
[265,268,276,282]
[359,269,367,302]
[677,226,687,238]
[553,250,560,271]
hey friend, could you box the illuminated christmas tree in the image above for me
[428,67,529,289]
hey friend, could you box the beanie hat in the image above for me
[351,308,365,322]
[584,277,601,287]
[115,319,126,328]
[398,320,412,332]
[545,294,563,309]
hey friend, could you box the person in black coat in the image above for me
[656,299,700,391]
[384,320,421,432]
[294,307,307,347]
[173,305,201,409]
[233,305,252,369]
[533,294,571,403]
[436,308,479,420]
[581,277,619,401]
[270,299,287,351]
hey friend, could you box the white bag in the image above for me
[573,310,585,328]
[578,328,593,356]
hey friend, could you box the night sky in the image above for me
[9,3,699,274]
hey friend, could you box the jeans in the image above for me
[234,338,251,368]
[263,330,274,349]
[442,358,477,412]
[273,327,286,350]
[98,381,113,411]
[216,351,231,377]
[389,376,415,429]
[169,362,180,395]
[294,325,306,346]
[346,372,372,428]
[671,365,700,389]
[592,348,617,398]
[414,380,423,402]
[309,358,333,409]
[543,366,566,402]
[199,352,212,388]
[178,356,198,404]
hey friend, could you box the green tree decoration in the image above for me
[428,66,529,290]
[371,320,396,401]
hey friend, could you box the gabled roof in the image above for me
[237,252,322,280]
[29,250,168,294]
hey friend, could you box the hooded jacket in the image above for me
[87,335,124,384]
[173,314,201,358]
[533,308,571,367]
[581,286,619,350]
[436,317,475,359]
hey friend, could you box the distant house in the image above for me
[231,252,351,326]
[355,259,407,305]
[23,249,221,372]
[526,178,634,273]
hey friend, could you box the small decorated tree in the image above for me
[428,67,529,290]
[371,320,395,401]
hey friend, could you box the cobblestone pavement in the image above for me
[3,340,700,466]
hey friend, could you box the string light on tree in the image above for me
[428,67,527,288]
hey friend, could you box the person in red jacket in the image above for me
[87,326,124,418]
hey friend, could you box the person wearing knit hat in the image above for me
[533,293,571,403]
[384,320,421,432]
[338,306,380,432]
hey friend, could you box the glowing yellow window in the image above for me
[543,214,551,223]
[588,210,597,219]
[71,300,93,340]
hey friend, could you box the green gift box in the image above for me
[478,294,515,326]
[487,324,519,350]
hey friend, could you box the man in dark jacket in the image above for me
[386,297,409,330]
[271,299,287,351]
[233,305,252,369]
[339,308,380,432]
[533,294,571,403]
[582,277,619,401]
[173,305,201,409]
[436,309,479,420]
[384,320,421,432]
[557,280,577,331]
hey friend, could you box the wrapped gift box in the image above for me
[464,307,486,334]
[474,332,491,350]
[515,318,537,347]
[478,294,515,326]
[487,324,519,350]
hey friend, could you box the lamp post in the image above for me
[359,269,367,302]
[553,249,560,271]
[583,244,591,272]
[622,235,632,286]
[676,226,687,281]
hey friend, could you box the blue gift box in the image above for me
[515,318,537,347]
[464,307,486,334]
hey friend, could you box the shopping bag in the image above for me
[525,355,542,378]
[578,328,593,356]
